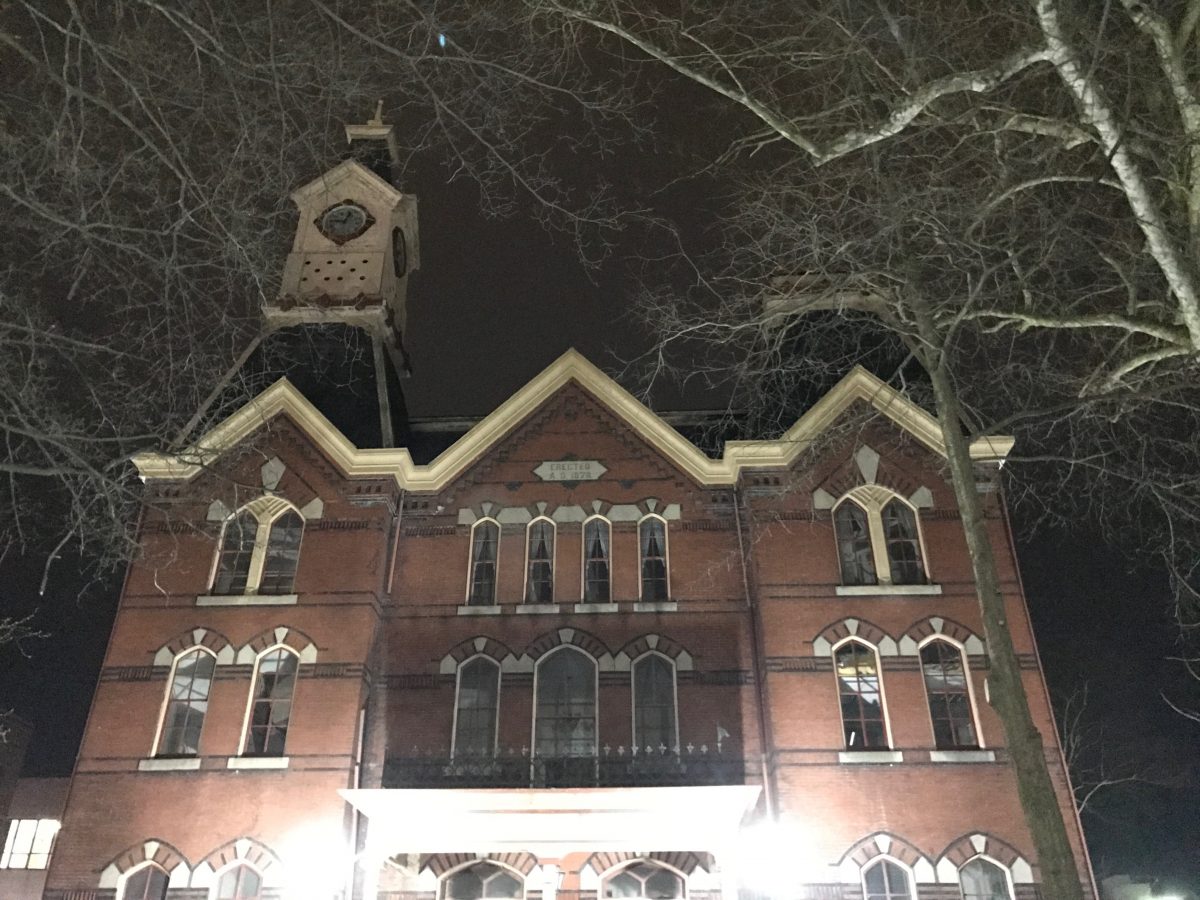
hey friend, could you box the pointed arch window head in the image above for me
[212,504,304,596]
[921,640,979,750]
[639,517,669,601]
[121,864,169,900]
[454,657,500,758]
[442,862,524,900]
[216,864,263,900]
[603,861,685,900]
[157,647,215,757]
[832,490,928,587]
[583,517,611,602]
[834,501,876,586]
[834,641,887,749]
[525,518,556,604]
[633,654,677,752]
[244,647,299,756]
[214,511,257,594]
[863,859,912,900]
[959,858,1012,900]
[468,520,500,606]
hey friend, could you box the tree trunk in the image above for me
[913,299,1087,900]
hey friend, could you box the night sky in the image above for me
[2,137,1198,892]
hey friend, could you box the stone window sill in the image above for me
[929,749,995,763]
[573,602,619,614]
[138,757,201,772]
[227,756,290,770]
[835,584,942,597]
[457,605,502,616]
[197,593,298,607]
[516,604,561,615]
[634,601,678,613]
[838,750,903,764]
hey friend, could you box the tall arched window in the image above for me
[120,864,169,900]
[244,647,299,756]
[454,657,500,757]
[468,520,500,606]
[834,500,876,585]
[157,647,215,756]
[534,647,596,760]
[863,859,912,900]
[215,864,263,900]
[639,517,669,601]
[920,640,979,749]
[882,500,925,585]
[959,858,1012,900]
[834,641,887,749]
[525,518,555,604]
[259,511,304,593]
[633,654,677,751]
[583,516,611,602]
[213,510,257,594]
[602,861,685,899]
[442,862,523,900]
[212,505,305,596]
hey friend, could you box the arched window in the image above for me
[442,862,523,900]
[120,864,169,900]
[639,517,669,601]
[244,647,299,756]
[212,505,305,596]
[259,511,304,594]
[834,500,876,585]
[215,864,263,900]
[583,516,611,602]
[602,861,685,899]
[959,858,1012,900]
[882,500,925,585]
[525,518,556,604]
[535,647,596,760]
[834,640,888,749]
[157,648,215,756]
[920,640,979,750]
[633,654,677,751]
[863,859,912,900]
[468,520,500,606]
[213,510,257,595]
[454,657,500,758]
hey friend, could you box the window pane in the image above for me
[921,641,978,749]
[526,520,555,604]
[213,511,256,594]
[960,859,1011,900]
[634,655,676,751]
[246,648,299,755]
[882,501,925,584]
[835,502,876,585]
[259,511,303,594]
[603,863,684,900]
[583,518,611,602]
[444,864,521,900]
[123,865,169,900]
[864,859,911,900]
[535,649,596,759]
[217,864,263,900]
[835,642,887,749]
[639,519,669,601]
[469,522,499,605]
[455,658,500,757]
[159,648,215,756]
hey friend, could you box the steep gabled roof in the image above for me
[132,349,1012,488]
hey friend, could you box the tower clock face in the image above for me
[317,201,373,243]
[392,227,407,277]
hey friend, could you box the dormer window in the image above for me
[212,504,304,596]
[833,490,927,586]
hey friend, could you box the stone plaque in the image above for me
[533,459,608,482]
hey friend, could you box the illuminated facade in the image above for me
[42,118,1094,900]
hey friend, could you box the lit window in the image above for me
[834,641,888,749]
[832,491,928,586]
[535,648,596,759]
[443,863,523,900]
[921,640,979,749]
[0,818,59,870]
[157,647,216,756]
[633,654,677,751]
[582,516,611,602]
[468,520,500,605]
[835,501,876,585]
[863,859,912,900]
[244,647,299,755]
[525,518,555,604]
[216,864,263,900]
[602,861,685,899]
[212,505,304,596]
[639,517,669,601]
[120,864,168,900]
[454,657,500,758]
[959,859,1012,900]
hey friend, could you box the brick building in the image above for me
[42,117,1093,900]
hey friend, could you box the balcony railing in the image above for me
[383,745,745,789]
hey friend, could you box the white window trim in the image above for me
[117,861,170,900]
[451,654,502,759]
[597,858,689,900]
[636,514,671,601]
[209,500,304,597]
[833,488,931,587]
[958,854,1016,900]
[860,854,917,900]
[522,516,557,605]
[917,634,985,750]
[531,645,599,759]
[465,518,502,606]
[580,515,612,603]
[208,860,265,900]
[439,859,527,900]
[237,643,301,757]
[150,645,217,758]
[630,651,680,753]
[830,636,894,751]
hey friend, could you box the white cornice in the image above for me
[289,158,405,208]
[132,349,1013,488]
